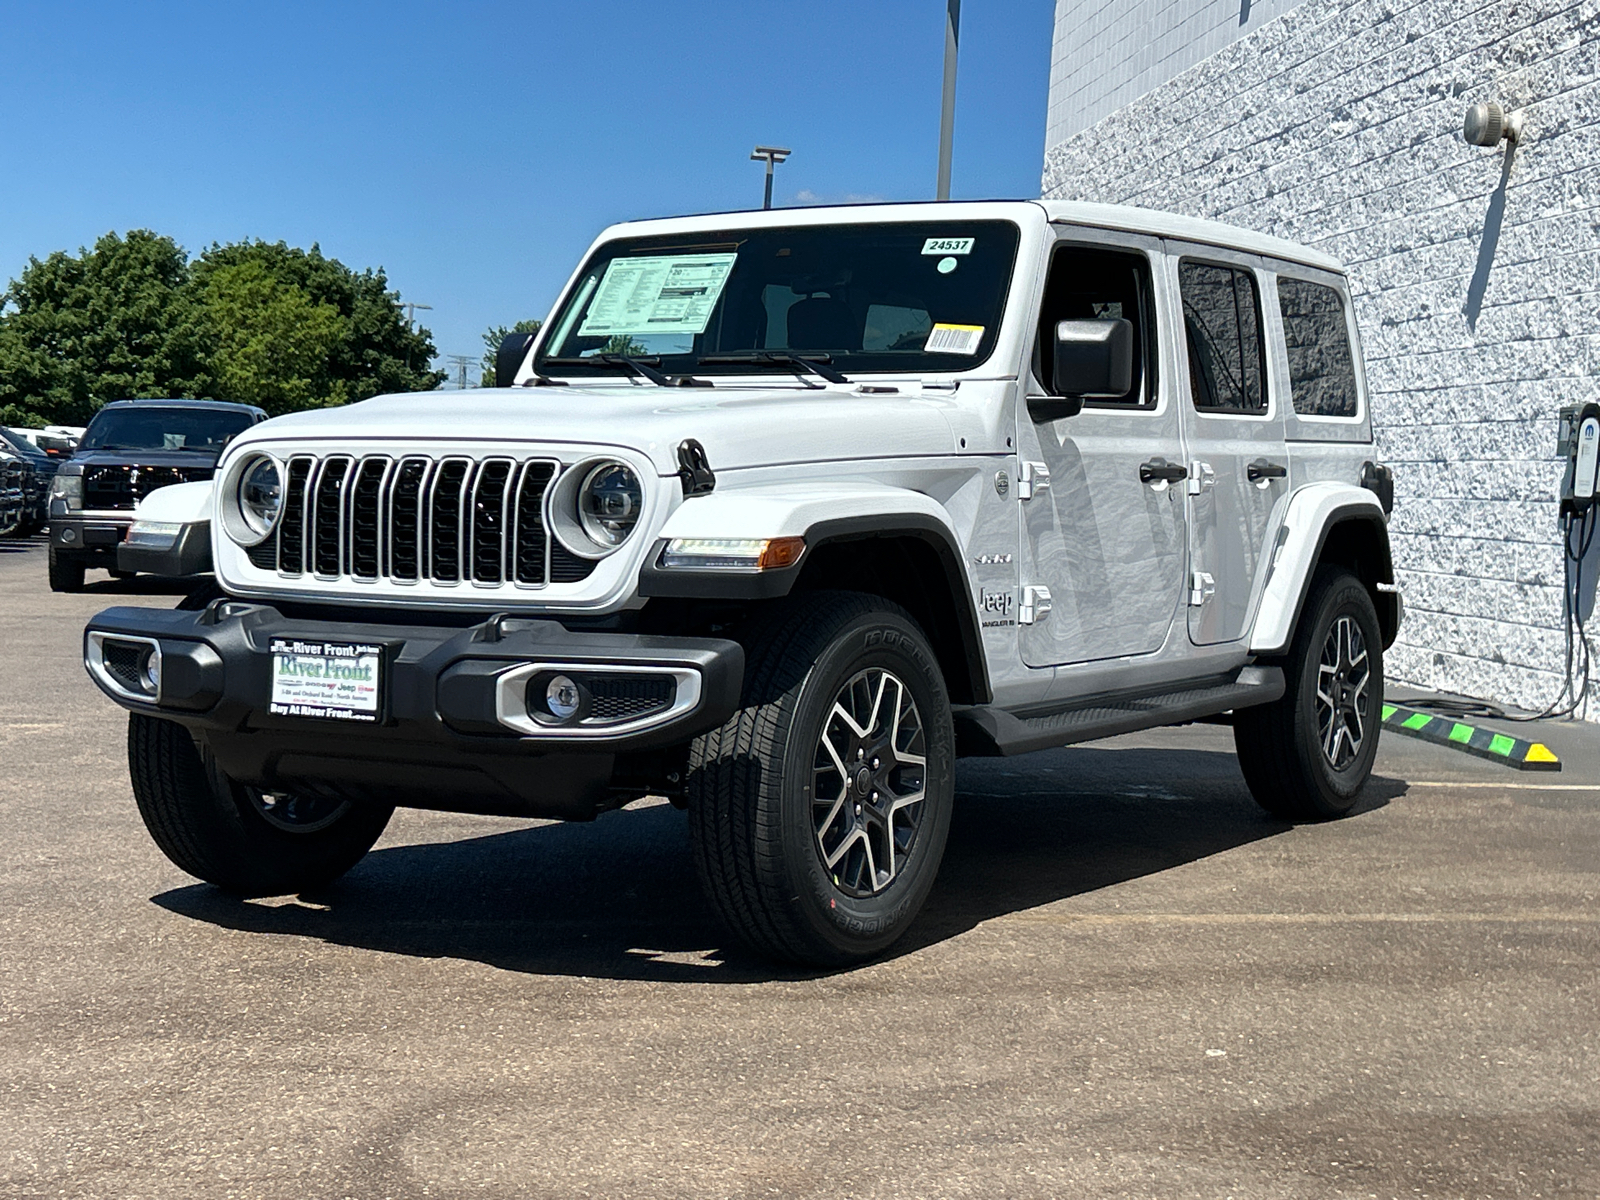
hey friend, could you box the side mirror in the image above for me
[1029,318,1135,423]
[496,331,539,388]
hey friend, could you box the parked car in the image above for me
[8,425,83,458]
[84,201,1399,966]
[0,427,60,537]
[48,399,265,591]
[0,445,29,537]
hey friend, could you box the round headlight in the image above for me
[577,462,642,549]
[238,456,282,539]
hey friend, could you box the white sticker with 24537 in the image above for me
[921,237,975,256]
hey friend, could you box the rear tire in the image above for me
[48,546,85,592]
[687,592,955,967]
[1235,567,1383,820]
[128,713,394,894]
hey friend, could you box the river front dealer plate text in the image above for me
[269,638,383,721]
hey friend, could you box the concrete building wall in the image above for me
[1042,0,1600,715]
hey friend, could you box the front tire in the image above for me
[48,546,85,592]
[1235,567,1383,820]
[128,713,394,894]
[687,592,955,967]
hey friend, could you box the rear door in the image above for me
[1016,232,1187,667]
[1166,246,1290,646]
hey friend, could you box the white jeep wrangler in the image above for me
[85,201,1399,966]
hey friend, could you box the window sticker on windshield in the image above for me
[921,237,975,256]
[925,323,984,355]
[577,253,738,338]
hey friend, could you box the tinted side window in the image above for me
[1179,261,1267,414]
[1278,278,1359,418]
[1036,246,1157,407]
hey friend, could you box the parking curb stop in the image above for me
[1381,703,1561,772]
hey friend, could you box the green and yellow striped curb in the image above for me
[1381,703,1561,772]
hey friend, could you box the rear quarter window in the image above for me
[1277,278,1360,419]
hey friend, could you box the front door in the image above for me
[1166,246,1290,645]
[1016,235,1187,668]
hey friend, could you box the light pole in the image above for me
[750,146,791,209]
[936,0,960,200]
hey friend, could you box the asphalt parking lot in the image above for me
[2,537,1597,1200]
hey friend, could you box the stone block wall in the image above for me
[1043,0,1600,714]
[1047,0,1311,148]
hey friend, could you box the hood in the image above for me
[229,384,963,474]
[67,447,222,472]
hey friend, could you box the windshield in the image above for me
[80,407,253,453]
[0,429,49,461]
[537,220,1021,378]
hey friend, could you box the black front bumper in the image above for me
[52,516,132,565]
[84,602,744,820]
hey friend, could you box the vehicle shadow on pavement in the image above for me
[153,746,1403,983]
[78,574,198,596]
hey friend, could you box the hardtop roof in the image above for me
[96,398,265,414]
[596,199,1344,275]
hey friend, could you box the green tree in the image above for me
[199,257,349,414]
[193,240,444,404]
[480,319,542,385]
[0,230,207,425]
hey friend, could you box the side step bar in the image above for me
[954,665,1285,757]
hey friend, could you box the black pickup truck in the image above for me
[47,399,265,591]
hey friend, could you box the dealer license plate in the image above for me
[269,638,383,722]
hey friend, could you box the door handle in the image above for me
[1139,458,1188,485]
[1247,459,1288,483]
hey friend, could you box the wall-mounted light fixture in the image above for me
[1463,101,1523,147]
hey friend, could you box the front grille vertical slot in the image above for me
[276,457,314,574]
[470,459,515,584]
[347,457,391,579]
[387,458,431,581]
[312,457,352,577]
[512,461,555,585]
[427,458,472,583]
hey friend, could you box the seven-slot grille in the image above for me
[246,454,596,588]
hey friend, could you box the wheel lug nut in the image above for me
[871,791,879,802]
[871,757,880,769]
[857,748,865,761]
[855,803,862,816]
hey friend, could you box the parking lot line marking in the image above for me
[1402,780,1600,790]
[1380,703,1561,772]
[1004,910,1600,927]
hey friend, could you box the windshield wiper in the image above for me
[542,354,672,387]
[697,351,850,386]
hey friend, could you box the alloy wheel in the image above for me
[1315,614,1370,770]
[247,788,352,834]
[811,668,928,897]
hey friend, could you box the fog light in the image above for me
[61,526,77,543]
[545,675,582,722]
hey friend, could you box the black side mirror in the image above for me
[1029,318,1135,423]
[496,331,539,388]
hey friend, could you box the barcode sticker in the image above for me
[924,323,985,355]
[921,237,975,256]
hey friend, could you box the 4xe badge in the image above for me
[979,588,1015,628]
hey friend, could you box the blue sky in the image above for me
[0,1,1054,374]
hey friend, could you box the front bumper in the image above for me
[52,515,132,564]
[84,602,743,819]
